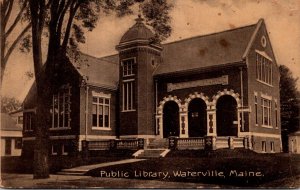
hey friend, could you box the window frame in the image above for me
[261,95,272,128]
[24,112,34,131]
[254,94,258,125]
[51,145,58,155]
[14,138,22,149]
[17,116,23,124]
[121,57,136,77]
[262,141,266,153]
[256,52,273,86]
[62,144,68,155]
[50,85,71,130]
[270,142,275,152]
[122,79,136,112]
[92,91,111,130]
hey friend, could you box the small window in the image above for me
[24,112,34,131]
[122,58,135,76]
[15,138,22,149]
[62,144,69,155]
[270,142,275,152]
[5,139,12,155]
[275,102,278,128]
[262,141,266,152]
[254,95,258,125]
[52,145,59,155]
[17,116,23,124]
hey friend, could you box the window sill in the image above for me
[122,109,136,113]
[123,74,135,77]
[51,153,58,156]
[262,125,273,129]
[49,127,71,131]
[256,79,273,87]
[24,130,34,132]
[92,127,111,131]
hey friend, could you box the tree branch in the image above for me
[57,0,72,44]
[3,0,14,29]
[3,23,31,64]
[61,1,80,51]
[5,0,29,38]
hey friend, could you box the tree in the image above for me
[0,0,31,83]
[279,65,300,152]
[28,0,172,178]
[1,96,21,113]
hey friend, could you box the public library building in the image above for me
[22,16,282,157]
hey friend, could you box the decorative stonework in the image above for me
[211,89,241,109]
[157,95,183,114]
[184,92,209,112]
[167,75,228,92]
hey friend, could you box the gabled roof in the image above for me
[74,53,119,89]
[1,113,22,131]
[154,21,260,75]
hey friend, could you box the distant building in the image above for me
[1,113,23,156]
[289,131,300,154]
[22,17,281,156]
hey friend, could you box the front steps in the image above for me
[134,138,170,158]
[147,138,169,149]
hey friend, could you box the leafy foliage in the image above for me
[1,97,22,113]
[141,0,173,42]
[279,65,300,151]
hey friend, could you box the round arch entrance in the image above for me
[163,101,180,138]
[216,95,238,136]
[188,98,207,137]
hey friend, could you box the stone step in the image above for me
[136,149,167,158]
[147,138,169,149]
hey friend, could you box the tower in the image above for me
[116,15,163,138]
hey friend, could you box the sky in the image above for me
[1,0,300,101]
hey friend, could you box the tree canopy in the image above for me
[279,65,300,152]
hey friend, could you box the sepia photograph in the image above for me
[1,0,300,188]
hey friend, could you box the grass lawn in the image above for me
[87,149,300,187]
[1,150,136,174]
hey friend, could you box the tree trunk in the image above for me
[33,72,51,179]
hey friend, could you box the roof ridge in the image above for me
[162,23,257,46]
[78,52,118,65]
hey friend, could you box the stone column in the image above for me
[207,109,216,136]
[179,112,188,138]
[156,114,163,138]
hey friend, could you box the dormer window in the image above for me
[122,58,135,77]
[256,52,272,85]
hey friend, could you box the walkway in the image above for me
[1,173,222,188]
[57,158,146,175]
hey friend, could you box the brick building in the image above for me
[22,17,282,156]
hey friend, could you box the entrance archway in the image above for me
[163,101,180,138]
[188,98,207,137]
[216,95,238,136]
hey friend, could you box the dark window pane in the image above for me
[15,138,22,149]
[99,106,103,127]
[93,97,97,103]
[105,106,109,127]
[105,99,109,104]
[5,139,11,155]
[92,104,97,126]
